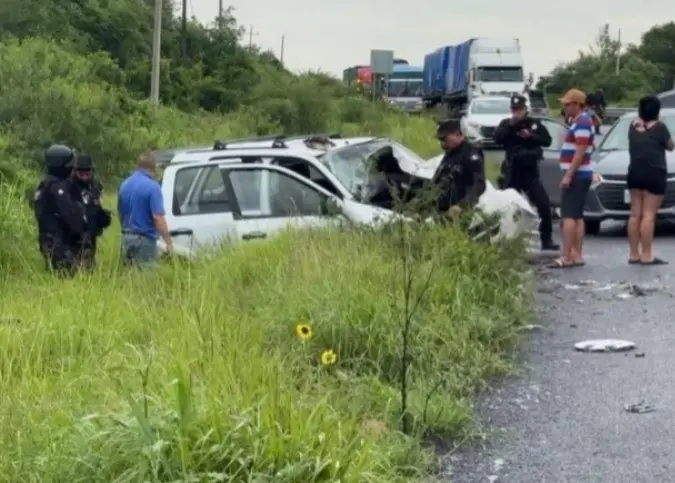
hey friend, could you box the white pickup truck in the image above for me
[158,134,537,257]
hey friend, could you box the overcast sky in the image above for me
[185,0,664,80]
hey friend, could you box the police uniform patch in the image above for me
[57,189,64,195]
[470,154,481,162]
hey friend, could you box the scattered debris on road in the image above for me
[624,401,656,414]
[574,339,636,352]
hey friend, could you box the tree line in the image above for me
[538,23,675,105]
[0,0,405,182]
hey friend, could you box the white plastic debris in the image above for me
[574,339,636,352]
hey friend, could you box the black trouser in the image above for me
[74,238,97,271]
[39,240,78,277]
[509,176,553,243]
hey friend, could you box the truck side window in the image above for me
[173,166,231,215]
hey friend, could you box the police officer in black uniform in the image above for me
[494,94,559,250]
[33,144,87,275]
[432,119,487,219]
[69,154,111,269]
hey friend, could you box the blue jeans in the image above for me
[121,233,158,268]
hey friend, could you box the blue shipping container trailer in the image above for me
[422,38,524,107]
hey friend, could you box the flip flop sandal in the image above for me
[548,258,576,269]
[628,259,641,265]
[641,258,668,265]
[573,261,586,267]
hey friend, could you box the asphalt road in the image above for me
[441,220,675,482]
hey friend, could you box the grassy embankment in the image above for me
[0,38,530,482]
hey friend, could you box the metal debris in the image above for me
[624,401,656,414]
[574,339,636,353]
[520,324,544,331]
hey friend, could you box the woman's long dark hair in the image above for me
[638,95,661,122]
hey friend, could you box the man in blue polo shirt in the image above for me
[117,151,172,266]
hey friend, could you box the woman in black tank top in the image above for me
[626,95,674,265]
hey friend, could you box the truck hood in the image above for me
[593,150,675,176]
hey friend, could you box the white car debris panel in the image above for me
[158,137,537,257]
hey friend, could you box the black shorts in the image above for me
[627,167,666,196]
[560,175,592,219]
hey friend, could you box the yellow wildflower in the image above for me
[320,349,337,366]
[295,324,312,341]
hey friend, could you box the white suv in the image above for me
[159,135,401,256]
[159,135,538,256]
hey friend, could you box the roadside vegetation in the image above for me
[0,1,533,480]
[542,23,675,108]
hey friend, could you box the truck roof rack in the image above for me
[212,133,342,150]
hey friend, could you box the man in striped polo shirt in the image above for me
[553,88,594,268]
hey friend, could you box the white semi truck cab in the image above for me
[466,38,526,102]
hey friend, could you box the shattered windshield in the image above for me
[320,139,426,195]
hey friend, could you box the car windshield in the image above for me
[598,113,675,152]
[476,67,524,82]
[470,98,511,115]
[387,80,423,97]
[320,139,426,194]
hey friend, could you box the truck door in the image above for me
[219,164,345,242]
[162,162,237,256]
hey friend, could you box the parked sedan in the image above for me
[539,108,675,235]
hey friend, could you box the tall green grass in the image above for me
[0,188,531,481]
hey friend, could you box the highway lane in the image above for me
[442,219,675,482]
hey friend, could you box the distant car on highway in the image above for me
[460,96,511,148]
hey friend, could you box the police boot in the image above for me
[541,239,560,251]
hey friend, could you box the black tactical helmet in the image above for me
[44,144,74,168]
[74,154,93,170]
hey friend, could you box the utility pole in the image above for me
[280,35,285,65]
[247,24,258,50]
[180,0,187,61]
[218,0,223,20]
[615,28,621,75]
[150,0,163,105]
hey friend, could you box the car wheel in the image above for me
[585,220,601,235]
